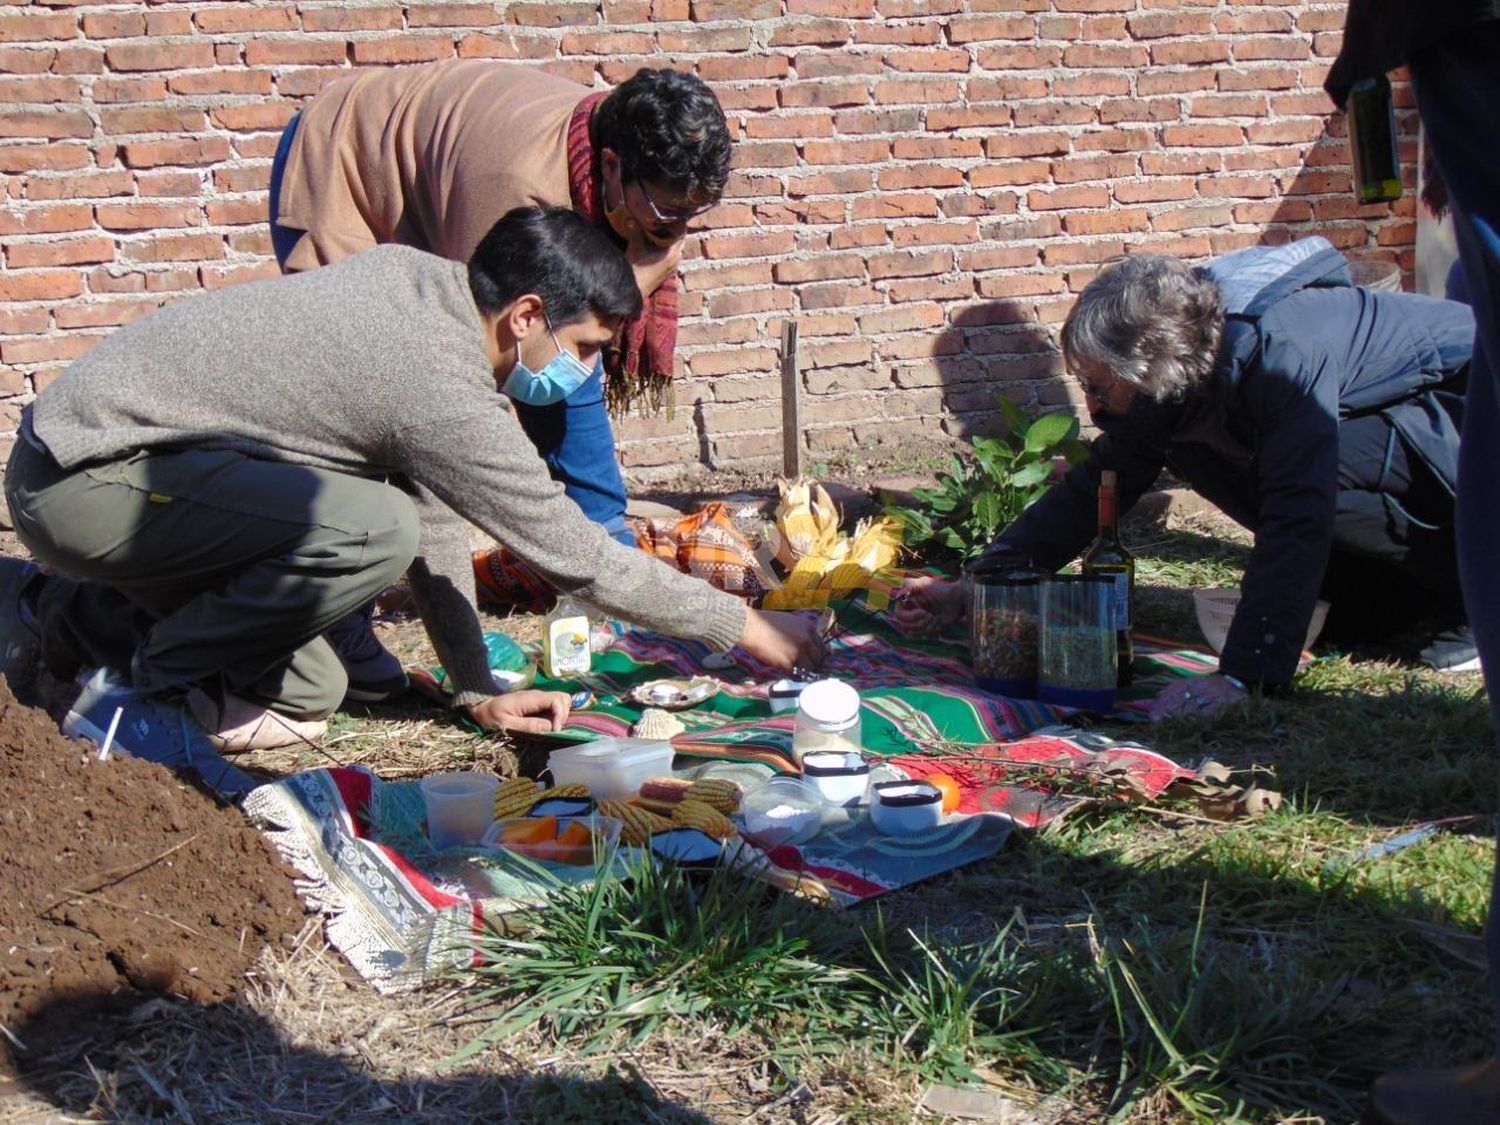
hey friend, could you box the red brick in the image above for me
[135,170,204,198]
[1062,207,1148,234]
[1279,169,1353,196]
[767,19,846,47]
[97,201,203,230]
[0,143,89,173]
[985,130,1069,158]
[779,80,869,108]
[122,232,224,264]
[832,106,921,132]
[958,245,1040,272]
[924,104,1012,131]
[877,164,964,191]
[352,38,454,65]
[691,0,779,18]
[773,255,866,284]
[679,260,775,290]
[708,288,796,317]
[893,219,978,248]
[0,110,91,141]
[788,169,874,196]
[1162,123,1245,148]
[200,261,281,290]
[211,104,297,131]
[947,14,1033,41]
[967,75,1049,100]
[852,21,940,44]
[1196,174,1274,199]
[873,77,960,103]
[0,202,90,235]
[1013,102,1096,128]
[560,28,653,53]
[274,68,353,98]
[121,137,232,169]
[54,47,105,75]
[879,0,964,15]
[980,214,1062,241]
[1,334,103,366]
[0,75,83,103]
[232,134,282,159]
[6,235,114,269]
[1233,36,1311,62]
[1138,69,1217,95]
[802,137,889,165]
[301,7,404,32]
[0,270,82,302]
[1099,97,1178,124]
[700,230,797,259]
[1113,177,1196,203]
[744,112,834,139]
[23,170,131,201]
[1050,153,1137,183]
[884,47,968,72]
[0,309,49,336]
[105,41,215,72]
[1063,43,1147,67]
[789,0,875,13]
[602,0,654,22]
[145,12,193,36]
[1151,204,1234,233]
[99,106,207,134]
[0,11,76,42]
[1127,9,1211,37]
[53,298,160,329]
[790,51,881,78]
[1027,184,1109,211]
[892,136,981,160]
[687,346,780,377]
[974,43,1062,68]
[169,71,275,96]
[1052,72,1130,97]
[1232,200,1314,224]
[244,38,347,66]
[1150,40,1230,65]
[81,11,146,38]
[1189,94,1269,119]
[968,160,1050,188]
[1217,65,1298,92]
[1246,119,1324,144]
[867,247,952,280]
[411,3,500,26]
[849,195,935,222]
[887,276,973,302]
[0,48,55,76]
[697,54,789,81]
[192,7,297,33]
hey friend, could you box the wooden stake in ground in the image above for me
[779,318,800,479]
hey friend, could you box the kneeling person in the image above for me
[2,207,822,797]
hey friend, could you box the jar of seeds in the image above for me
[1038,573,1117,713]
[965,552,1041,698]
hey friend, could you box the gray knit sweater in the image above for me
[32,245,747,704]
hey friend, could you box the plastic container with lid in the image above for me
[800,749,870,807]
[546,738,674,801]
[869,779,945,836]
[739,776,825,847]
[1037,573,1117,713]
[791,679,862,764]
[965,552,1041,699]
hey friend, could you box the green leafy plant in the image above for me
[886,395,1087,564]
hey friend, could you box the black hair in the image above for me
[468,206,642,326]
[593,68,732,199]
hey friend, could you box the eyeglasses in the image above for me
[636,178,716,226]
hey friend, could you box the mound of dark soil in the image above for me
[0,678,304,1076]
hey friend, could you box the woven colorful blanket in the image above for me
[515,598,1218,776]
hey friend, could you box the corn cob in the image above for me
[684,777,742,815]
[545,783,591,800]
[672,798,738,839]
[637,776,693,815]
[492,777,541,819]
[597,799,672,846]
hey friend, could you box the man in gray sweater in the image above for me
[1,207,822,796]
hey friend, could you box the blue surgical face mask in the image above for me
[501,324,594,406]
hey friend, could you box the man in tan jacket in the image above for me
[269,62,731,699]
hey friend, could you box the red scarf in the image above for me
[567,92,679,418]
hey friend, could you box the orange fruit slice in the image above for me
[499,816,557,847]
[927,773,962,815]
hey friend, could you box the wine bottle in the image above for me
[1081,469,1135,685]
[1347,75,1402,205]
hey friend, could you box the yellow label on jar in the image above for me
[542,615,591,678]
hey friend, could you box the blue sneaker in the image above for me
[325,602,408,703]
[0,557,40,682]
[62,668,257,801]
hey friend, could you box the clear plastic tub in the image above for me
[739,776,825,847]
[481,815,622,866]
[1037,573,1117,713]
[421,771,501,849]
[546,738,674,800]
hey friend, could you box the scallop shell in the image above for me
[627,677,719,711]
[631,707,687,739]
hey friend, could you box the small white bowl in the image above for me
[869,780,944,836]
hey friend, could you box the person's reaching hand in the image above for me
[738,608,825,672]
[892,576,967,637]
[465,690,572,734]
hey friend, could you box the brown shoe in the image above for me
[185,689,327,753]
[1368,1059,1500,1125]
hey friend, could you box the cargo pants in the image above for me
[5,424,419,719]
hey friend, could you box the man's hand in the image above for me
[1147,674,1247,723]
[624,221,683,298]
[892,576,967,637]
[737,608,825,672]
[465,690,572,734]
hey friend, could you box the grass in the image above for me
[441,505,1494,1122]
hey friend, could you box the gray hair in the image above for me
[1060,254,1225,401]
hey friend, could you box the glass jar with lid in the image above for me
[964,551,1041,698]
[791,679,862,765]
[1037,573,1117,713]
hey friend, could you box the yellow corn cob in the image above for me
[672,798,738,839]
[684,777,741,815]
[597,800,672,846]
[546,783,591,800]
[492,777,541,819]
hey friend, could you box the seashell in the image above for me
[632,707,686,740]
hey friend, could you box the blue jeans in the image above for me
[266,115,632,544]
[1413,21,1500,1053]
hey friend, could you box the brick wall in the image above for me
[0,1,1415,481]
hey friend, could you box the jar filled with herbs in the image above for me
[965,552,1041,698]
[1038,573,1117,713]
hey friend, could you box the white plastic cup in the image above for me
[421,771,500,849]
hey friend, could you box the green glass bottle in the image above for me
[1080,470,1135,685]
[1347,75,1402,205]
